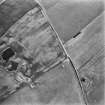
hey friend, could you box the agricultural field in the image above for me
[65,11,104,105]
[0,0,104,105]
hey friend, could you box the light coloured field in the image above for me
[2,60,84,105]
[65,12,105,105]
